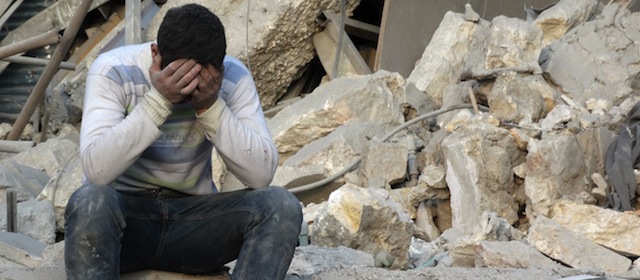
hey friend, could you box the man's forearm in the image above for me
[198,101,278,188]
[81,82,170,185]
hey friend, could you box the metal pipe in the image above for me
[0,28,60,60]
[6,189,16,233]
[7,0,93,141]
[2,55,76,70]
[406,135,419,187]
[0,140,35,153]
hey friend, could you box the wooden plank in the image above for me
[125,0,141,45]
[0,0,111,75]
[314,13,372,80]
[0,0,23,29]
[324,20,372,76]
[323,11,380,42]
[0,1,13,19]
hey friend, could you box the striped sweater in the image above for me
[80,42,278,195]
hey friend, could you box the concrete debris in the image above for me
[524,132,591,218]
[288,245,374,277]
[4,0,640,279]
[310,183,413,269]
[0,232,46,268]
[16,200,56,245]
[442,119,521,234]
[533,0,600,46]
[268,71,405,163]
[528,215,631,274]
[474,240,564,269]
[550,199,640,256]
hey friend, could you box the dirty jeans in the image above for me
[64,184,303,280]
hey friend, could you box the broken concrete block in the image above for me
[7,138,78,178]
[362,138,408,187]
[406,11,490,114]
[487,73,550,124]
[575,127,616,182]
[17,200,56,245]
[441,121,520,234]
[287,245,374,277]
[389,182,450,221]
[0,160,50,199]
[541,3,639,107]
[540,104,574,131]
[528,215,631,274]
[279,123,388,183]
[269,71,405,163]
[485,16,543,69]
[534,0,599,46]
[0,232,46,268]
[419,164,447,190]
[272,165,326,191]
[40,241,65,268]
[37,151,82,232]
[551,199,640,256]
[414,201,441,242]
[524,133,590,217]
[475,240,563,269]
[311,184,413,269]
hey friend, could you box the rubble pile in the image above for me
[1,0,640,279]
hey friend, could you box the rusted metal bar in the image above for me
[0,28,60,60]
[7,0,94,141]
[0,140,35,153]
[2,55,76,70]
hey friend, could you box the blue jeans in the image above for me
[64,184,302,280]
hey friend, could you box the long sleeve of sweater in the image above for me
[80,59,172,185]
[197,72,278,189]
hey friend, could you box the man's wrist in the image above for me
[195,98,217,114]
[196,107,210,115]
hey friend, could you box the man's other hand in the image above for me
[149,52,201,104]
[191,63,223,114]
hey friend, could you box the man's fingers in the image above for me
[164,58,192,77]
[202,64,221,81]
[175,61,201,87]
[181,76,200,95]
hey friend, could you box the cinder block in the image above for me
[0,231,46,267]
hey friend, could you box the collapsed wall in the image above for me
[145,0,361,109]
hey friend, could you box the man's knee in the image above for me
[255,186,302,224]
[65,184,122,218]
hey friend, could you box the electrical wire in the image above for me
[288,103,489,194]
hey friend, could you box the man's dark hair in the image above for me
[157,4,226,70]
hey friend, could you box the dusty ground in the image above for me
[0,265,619,280]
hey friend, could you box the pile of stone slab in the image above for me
[2,0,640,279]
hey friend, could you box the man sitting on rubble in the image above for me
[64,3,302,279]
